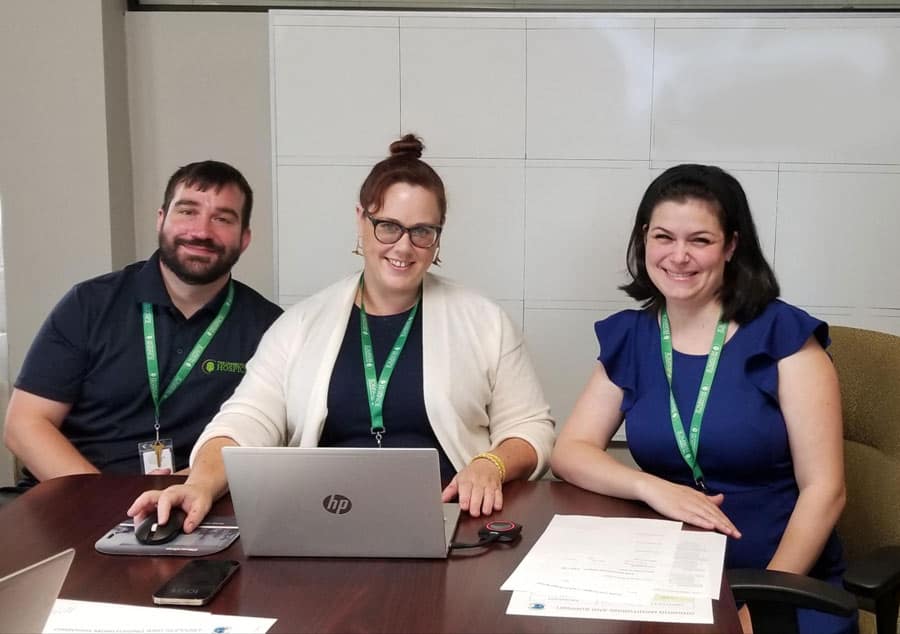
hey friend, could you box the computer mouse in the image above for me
[134,508,187,546]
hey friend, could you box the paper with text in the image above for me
[506,588,713,623]
[501,515,726,623]
[502,515,683,605]
[43,599,276,633]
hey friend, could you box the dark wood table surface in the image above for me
[0,475,740,633]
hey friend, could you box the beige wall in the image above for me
[126,11,275,298]
[0,0,134,484]
[103,0,136,270]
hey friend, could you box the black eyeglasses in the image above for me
[365,212,442,249]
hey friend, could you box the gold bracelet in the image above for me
[472,452,506,482]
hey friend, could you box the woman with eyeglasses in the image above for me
[128,135,555,530]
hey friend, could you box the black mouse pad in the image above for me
[95,516,239,556]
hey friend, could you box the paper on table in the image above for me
[506,588,713,624]
[663,530,726,600]
[43,599,276,633]
[501,515,683,605]
[500,515,727,624]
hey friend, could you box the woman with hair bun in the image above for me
[129,134,555,528]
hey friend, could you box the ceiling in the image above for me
[127,0,900,12]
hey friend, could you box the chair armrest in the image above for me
[0,485,29,507]
[843,546,900,600]
[727,568,857,616]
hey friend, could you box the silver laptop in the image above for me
[0,548,74,634]
[222,447,461,558]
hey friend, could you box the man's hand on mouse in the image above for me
[127,483,214,535]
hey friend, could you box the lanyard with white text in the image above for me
[142,281,234,433]
[359,277,419,448]
[659,307,728,490]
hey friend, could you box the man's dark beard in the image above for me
[158,236,240,285]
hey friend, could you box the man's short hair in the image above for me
[161,160,253,230]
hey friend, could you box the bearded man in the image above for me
[4,161,282,486]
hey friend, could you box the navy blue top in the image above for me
[321,303,456,486]
[15,251,282,482]
[595,300,847,580]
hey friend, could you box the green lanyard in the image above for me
[659,307,728,491]
[359,277,420,447]
[142,281,235,430]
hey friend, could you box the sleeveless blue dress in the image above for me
[595,300,855,634]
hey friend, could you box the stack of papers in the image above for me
[43,599,276,633]
[503,515,726,624]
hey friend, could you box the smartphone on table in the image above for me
[152,559,240,606]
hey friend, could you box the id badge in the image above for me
[138,438,174,474]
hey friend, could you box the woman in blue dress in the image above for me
[551,164,854,634]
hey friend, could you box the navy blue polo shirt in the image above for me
[15,251,282,483]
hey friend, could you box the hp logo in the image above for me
[322,494,352,515]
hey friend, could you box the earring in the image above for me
[352,237,363,256]
[432,247,442,266]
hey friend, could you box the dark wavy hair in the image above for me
[620,164,779,323]
[161,160,253,230]
[359,134,447,224]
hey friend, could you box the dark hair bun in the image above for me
[389,134,424,159]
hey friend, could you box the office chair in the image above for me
[728,325,900,634]
[0,457,28,507]
[0,485,27,506]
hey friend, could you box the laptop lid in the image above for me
[0,548,74,634]
[223,447,460,558]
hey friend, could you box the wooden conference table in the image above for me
[0,475,741,633]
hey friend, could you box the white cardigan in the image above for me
[191,273,555,478]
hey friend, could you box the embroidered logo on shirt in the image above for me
[201,359,246,375]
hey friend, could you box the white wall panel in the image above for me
[400,18,525,158]
[525,163,648,302]
[732,170,779,266]
[853,314,900,337]
[432,161,525,301]
[276,163,370,298]
[775,168,900,311]
[652,18,900,164]
[272,22,400,158]
[525,307,617,427]
[526,22,653,160]
[812,306,900,337]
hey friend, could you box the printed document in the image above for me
[43,599,276,633]
[502,515,726,623]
